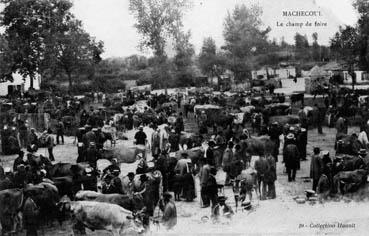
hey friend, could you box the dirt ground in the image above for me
[2,125,369,236]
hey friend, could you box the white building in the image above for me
[0,73,41,96]
[251,66,296,80]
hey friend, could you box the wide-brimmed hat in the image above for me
[127,172,135,178]
[218,196,227,202]
[163,192,173,199]
[286,133,295,140]
[140,174,148,182]
[139,125,144,130]
[359,149,367,156]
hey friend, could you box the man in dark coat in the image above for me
[82,126,96,149]
[297,128,308,161]
[310,147,323,191]
[206,141,215,166]
[268,122,281,162]
[283,133,300,182]
[85,142,99,169]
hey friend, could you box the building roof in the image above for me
[309,65,329,78]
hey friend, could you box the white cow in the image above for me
[63,201,145,236]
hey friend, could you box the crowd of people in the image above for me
[2,85,369,234]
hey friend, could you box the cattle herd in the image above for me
[1,87,369,235]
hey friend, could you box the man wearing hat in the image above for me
[134,125,147,157]
[86,142,99,170]
[45,128,55,161]
[297,127,308,161]
[160,192,177,230]
[168,128,180,152]
[28,128,38,146]
[356,149,368,170]
[13,150,27,172]
[283,133,300,182]
[212,196,234,221]
[222,141,234,185]
[151,128,161,159]
[310,147,323,191]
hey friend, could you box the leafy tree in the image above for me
[47,19,104,88]
[129,0,191,59]
[312,32,320,61]
[198,37,226,78]
[1,0,103,90]
[353,0,369,70]
[222,4,270,81]
[0,34,14,82]
[330,25,359,89]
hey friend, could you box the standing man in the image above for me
[222,141,234,185]
[283,133,300,182]
[207,167,219,217]
[310,147,323,191]
[151,128,161,159]
[199,158,210,208]
[56,119,64,145]
[268,122,281,162]
[134,125,147,159]
[254,155,269,200]
[265,154,277,199]
[46,128,55,161]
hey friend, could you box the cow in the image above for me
[0,189,24,234]
[75,190,103,200]
[76,192,146,214]
[121,171,162,216]
[24,183,61,226]
[269,115,300,126]
[242,135,276,157]
[290,92,304,105]
[101,144,146,164]
[332,169,368,194]
[47,162,86,179]
[59,201,145,236]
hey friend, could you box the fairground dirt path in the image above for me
[2,125,369,236]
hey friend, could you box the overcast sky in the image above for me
[71,0,358,58]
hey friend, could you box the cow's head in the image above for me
[125,211,146,234]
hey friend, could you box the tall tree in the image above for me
[222,4,270,81]
[198,37,226,78]
[47,19,104,88]
[312,32,320,61]
[353,0,369,70]
[330,25,359,89]
[172,30,195,87]
[129,0,191,59]
[1,0,104,90]
[0,34,14,82]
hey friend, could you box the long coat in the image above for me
[310,154,323,181]
[283,144,300,169]
[222,148,233,172]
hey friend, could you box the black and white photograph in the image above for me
[0,0,368,235]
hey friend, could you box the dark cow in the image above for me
[290,93,304,105]
[24,183,61,226]
[332,169,368,194]
[47,162,86,179]
[0,189,23,234]
[243,136,276,156]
